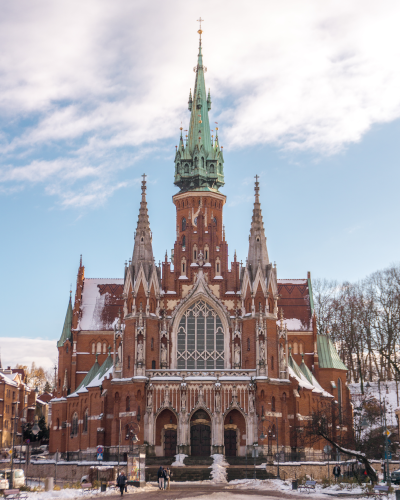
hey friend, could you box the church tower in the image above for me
[163,25,228,298]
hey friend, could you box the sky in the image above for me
[1,0,400,370]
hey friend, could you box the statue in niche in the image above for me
[279,344,286,373]
[161,344,167,365]
[232,385,237,402]
[259,340,266,361]
[198,385,204,405]
[147,391,153,408]
[164,385,170,407]
[215,391,221,412]
[181,391,186,411]
[137,340,144,362]
[234,344,241,366]
[249,392,255,413]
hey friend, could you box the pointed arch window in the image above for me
[247,338,250,351]
[193,244,198,261]
[83,409,88,433]
[126,396,130,412]
[293,342,298,354]
[338,378,342,423]
[181,257,186,276]
[71,413,78,436]
[182,218,186,231]
[182,235,186,248]
[271,396,276,412]
[96,342,102,354]
[177,300,224,369]
[103,342,107,354]
[92,342,95,354]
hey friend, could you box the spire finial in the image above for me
[254,174,260,203]
[197,17,204,46]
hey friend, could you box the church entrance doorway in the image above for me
[155,408,177,457]
[164,429,177,457]
[224,409,246,457]
[224,429,236,456]
[190,409,211,456]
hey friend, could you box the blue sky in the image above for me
[1,0,399,369]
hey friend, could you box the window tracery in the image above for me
[177,300,224,369]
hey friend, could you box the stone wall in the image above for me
[266,461,400,481]
[3,459,398,482]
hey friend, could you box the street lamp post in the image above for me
[10,398,40,489]
[258,415,280,479]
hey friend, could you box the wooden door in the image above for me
[164,429,177,457]
[191,424,211,456]
[224,429,237,456]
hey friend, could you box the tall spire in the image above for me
[247,175,269,277]
[174,20,224,193]
[131,174,154,280]
[57,294,73,347]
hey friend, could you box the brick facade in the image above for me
[50,36,352,459]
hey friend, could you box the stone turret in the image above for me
[247,176,269,280]
[131,174,154,281]
[174,27,224,193]
[57,293,73,347]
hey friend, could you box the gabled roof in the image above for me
[86,353,113,389]
[277,278,312,331]
[75,356,101,393]
[288,354,333,398]
[57,296,73,347]
[78,279,124,331]
[317,334,347,371]
[299,356,313,383]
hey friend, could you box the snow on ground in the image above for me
[171,453,188,466]
[23,484,157,499]
[228,478,391,498]
[349,381,399,426]
[210,454,229,483]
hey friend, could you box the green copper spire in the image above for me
[57,293,73,347]
[174,22,225,193]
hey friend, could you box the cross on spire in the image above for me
[197,17,204,31]
[255,174,259,183]
[142,173,147,183]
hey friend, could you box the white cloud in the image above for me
[0,338,58,371]
[1,0,400,203]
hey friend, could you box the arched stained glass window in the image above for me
[177,300,224,369]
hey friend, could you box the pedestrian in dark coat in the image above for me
[117,472,127,496]
[157,466,164,489]
[333,464,341,482]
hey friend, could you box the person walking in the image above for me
[117,471,127,497]
[157,466,164,490]
[166,467,171,490]
[333,464,341,483]
[163,467,168,490]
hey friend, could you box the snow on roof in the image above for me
[281,318,312,331]
[278,279,308,284]
[0,372,18,387]
[78,278,124,331]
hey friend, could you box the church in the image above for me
[50,28,351,459]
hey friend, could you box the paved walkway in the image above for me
[91,483,326,500]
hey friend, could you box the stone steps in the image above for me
[227,467,276,482]
[145,467,211,482]
[183,456,213,466]
[225,456,267,466]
